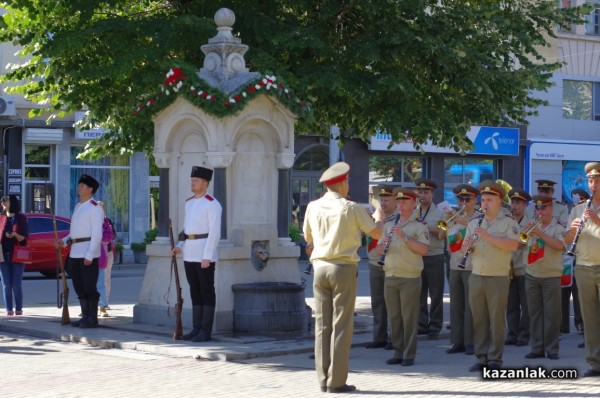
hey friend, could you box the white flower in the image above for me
[284,89,289,94]
[147,101,151,106]
[166,69,174,78]
[242,92,247,97]
[230,98,236,104]
[206,95,212,100]
[262,78,268,84]
[176,81,183,89]
[198,90,204,96]
[166,90,170,95]
[255,84,261,90]
[191,86,195,91]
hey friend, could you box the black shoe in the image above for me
[401,359,414,366]
[504,339,517,345]
[515,341,528,347]
[384,342,393,350]
[446,344,466,354]
[547,353,559,360]
[328,384,356,393]
[320,386,327,392]
[417,330,428,336]
[365,341,387,349]
[578,342,585,349]
[79,319,99,328]
[583,369,600,377]
[561,328,570,334]
[525,352,544,359]
[486,362,501,370]
[469,363,484,372]
[386,357,403,365]
[465,345,475,355]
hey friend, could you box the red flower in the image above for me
[249,86,256,92]
[278,84,283,89]
[235,95,241,102]
[258,81,264,87]
[165,67,185,85]
[201,92,208,98]
[225,100,230,106]
[149,98,155,105]
[301,101,306,107]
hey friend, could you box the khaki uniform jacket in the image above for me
[381,214,430,278]
[304,191,377,266]
[511,213,533,277]
[526,200,568,225]
[468,212,519,277]
[523,220,566,278]
[568,201,600,266]
[446,210,483,271]
[416,204,444,256]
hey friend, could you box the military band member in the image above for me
[380,188,429,366]
[439,184,480,355]
[565,162,600,377]
[525,180,568,225]
[303,162,384,393]
[59,174,104,328]
[523,196,565,360]
[561,188,590,334]
[172,166,222,342]
[505,188,532,347]
[414,177,445,338]
[464,180,519,371]
[366,185,397,349]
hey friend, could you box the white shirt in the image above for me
[64,197,104,261]
[179,194,222,262]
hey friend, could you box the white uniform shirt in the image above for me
[64,198,104,261]
[179,194,222,262]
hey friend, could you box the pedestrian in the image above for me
[0,195,28,316]
[505,188,532,347]
[96,201,115,317]
[366,185,396,350]
[439,184,481,355]
[464,180,519,371]
[171,166,222,342]
[565,162,600,377]
[380,187,429,366]
[303,161,383,394]
[525,180,569,225]
[523,195,566,360]
[414,177,445,338]
[58,174,104,328]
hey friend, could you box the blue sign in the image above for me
[469,126,519,156]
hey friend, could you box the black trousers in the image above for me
[184,261,216,306]
[69,257,100,300]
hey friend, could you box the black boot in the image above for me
[71,299,88,327]
[181,305,203,340]
[80,298,99,328]
[192,305,215,342]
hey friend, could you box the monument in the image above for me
[134,8,309,333]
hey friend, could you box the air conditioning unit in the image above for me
[0,96,17,117]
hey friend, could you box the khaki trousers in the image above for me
[506,274,530,344]
[449,269,473,346]
[313,263,357,389]
[384,276,421,360]
[469,274,510,366]
[368,263,388,344]
[525,274,561,356]
[575,265,600,372]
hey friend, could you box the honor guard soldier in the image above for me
[366,185,396,349]
[303,162,384,393]
[560,188,589,334]
[565,162,600,377]
[464,180,519,372]
[59,174,104,328]
[413,177,445,338]
[379,188,429,366]
[172,166,222,342]
[439,184,481,355]
[525,180,568,225]
[505,188,532,347]
[523,195,566,360]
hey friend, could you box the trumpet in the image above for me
[437,207,466,231]
[518,217,542,244]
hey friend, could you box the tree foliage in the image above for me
[0,0,590,158]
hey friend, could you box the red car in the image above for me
[18,213,71,277]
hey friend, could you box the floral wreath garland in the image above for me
[134,63,312,120]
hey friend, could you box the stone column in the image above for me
[157,168,169,238]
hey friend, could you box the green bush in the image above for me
[289,224,302,243]
[130,242,146,251]
[144,228,158,244]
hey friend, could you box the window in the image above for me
[585,3,600,35]
[368,156,426,186]
[24,145,51,181]
[70,147,130,243]
[558,0,576,33]
[444,159,496,206]
[563,79,600,121]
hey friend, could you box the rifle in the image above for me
[47,183,70,325]
[168,219,184,340]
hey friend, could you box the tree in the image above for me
[0,0,589,159]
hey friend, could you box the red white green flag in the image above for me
[527,238,545,265]
[448,227,466,253]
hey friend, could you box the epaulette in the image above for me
[90,200,98,206]
[186,195,195,201]
[554,200,566,206]
[205,194,214,201]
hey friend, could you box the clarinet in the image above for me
[458,212,486,269]
[377,213,401,266]
[566,196,593,256]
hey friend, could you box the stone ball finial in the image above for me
[214,8,235,28]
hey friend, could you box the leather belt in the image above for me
[67,237,91,245]
[184,233,208,240]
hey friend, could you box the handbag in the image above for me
[12,245,32,264]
